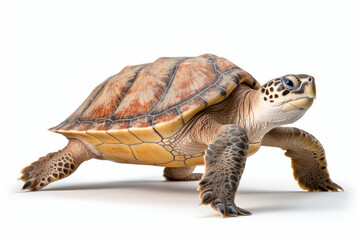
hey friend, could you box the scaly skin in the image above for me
[19,139,96,191]
[262,127,343,192]
[198,124,251,217]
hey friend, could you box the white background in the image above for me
[1,0,359,239]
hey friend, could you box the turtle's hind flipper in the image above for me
[19,139,97,191]
[163,166,202,181]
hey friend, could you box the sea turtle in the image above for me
[20,54,342,217]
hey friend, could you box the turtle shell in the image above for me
[50,54,260,166]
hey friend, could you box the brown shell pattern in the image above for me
[50,54,260,137]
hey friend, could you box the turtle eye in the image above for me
[282,77,296,89]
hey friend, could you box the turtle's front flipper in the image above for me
[163,166,202,181]
[19,139,98,191]
[262,127,343,192]
[198,124,251,217]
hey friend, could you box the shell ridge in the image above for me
[223,67,243,73]
[50,76,113,130]
[222,67,260,90]
[75,76,113,123]
[156,71,222,117]
[210,56,222,75]
[107,64,149,121]
[108,58,188,124]
[213,57,260,91]
[149,57,222,117]
[75,120,94,131]
[197,57,225,95]
[149,80,216,117]
[147,57,191,115]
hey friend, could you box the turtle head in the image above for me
[260,74,316,110]
[258,74,316,124]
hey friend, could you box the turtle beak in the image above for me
[288,97,314,110]
[305,76,316,99]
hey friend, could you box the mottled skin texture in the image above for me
[262,127,342,191]
[198,125,251,216]
[20,139,97,191]
[20,55,342,217]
